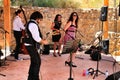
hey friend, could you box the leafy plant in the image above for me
[0,0,119,8]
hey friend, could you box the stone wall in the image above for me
[0,6,120,54]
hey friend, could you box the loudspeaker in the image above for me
[102,39,109,54]
[100,6,108,21]
[42,45,50,55]
[105,71,120,80]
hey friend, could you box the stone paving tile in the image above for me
[0,52,120,80]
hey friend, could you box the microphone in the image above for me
[46,32,50,38]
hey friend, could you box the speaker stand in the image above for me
[92,57,105,79]
[89,21,105,79]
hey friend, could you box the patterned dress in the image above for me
[63,24,78,53]
[64,24,77,44]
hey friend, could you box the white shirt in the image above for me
[13,16,25,31]
[28,20,42,43]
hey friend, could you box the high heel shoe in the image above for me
[65,61,70,66]
[57,52,61,56]
[71,62,77,67]
[53,53,57,57]
[65,61,77,67]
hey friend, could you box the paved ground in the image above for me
[0,51,120,80]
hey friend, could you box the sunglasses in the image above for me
[73,14,77,16]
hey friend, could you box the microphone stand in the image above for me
[68,50,74,80]
[60,27,81,80]
[0,27,9,65]
[61,28,75,80]
[74,30,84,59]
[0,49,6,77]
[0,61,6,77]
[4,30,9,61]
[76,29,84,38]
[0,27,7,77]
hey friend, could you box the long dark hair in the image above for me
[15,9,22,15]
[54,14,62,22]
[67,12,79,28]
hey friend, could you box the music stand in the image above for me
[4,30,9,60]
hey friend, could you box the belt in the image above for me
[66,30,75,32]
[24,43,32,46]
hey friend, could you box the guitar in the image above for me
[39,32,50,54]
[52,30,61,35]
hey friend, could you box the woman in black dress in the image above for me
[51,14,62,57]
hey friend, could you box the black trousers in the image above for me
[26,46,41,80]
[13,31,22,59]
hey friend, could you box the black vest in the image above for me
[26,20,42,47]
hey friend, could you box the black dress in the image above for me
[52,21,61,42]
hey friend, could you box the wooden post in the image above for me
[103,0,109,39]
[3,0,11,49]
